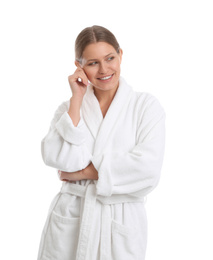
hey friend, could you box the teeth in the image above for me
[99,75,112,80]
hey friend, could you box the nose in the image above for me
[98,62,108,74]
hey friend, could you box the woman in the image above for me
[37,25,165,260]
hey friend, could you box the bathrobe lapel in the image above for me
[81,84,103,139]
[82,77,133,156]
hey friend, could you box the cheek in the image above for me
[83,68,96,80]
[111,60,121,71]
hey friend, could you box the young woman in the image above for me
[37,25,165,260]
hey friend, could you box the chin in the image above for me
[93,83,118,92]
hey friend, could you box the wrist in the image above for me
[70,95,84,105]
[82,163,98,180]
[68,97,83,126]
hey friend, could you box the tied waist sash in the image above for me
[60,183,144,260]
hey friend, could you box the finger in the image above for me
[60,171,76,182]
[59,171,67,181]
[58,170,61,180]
[74,68,89,86]
[60,171,68,181]
[60,171,83,182]
[68,74,87,88]
[77,76,88,87]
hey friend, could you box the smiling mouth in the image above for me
[98,74,114,80]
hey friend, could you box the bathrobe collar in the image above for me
[82,77,133,155]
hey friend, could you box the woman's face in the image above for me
[78,42,123,92]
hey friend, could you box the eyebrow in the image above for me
[86,52,115,62]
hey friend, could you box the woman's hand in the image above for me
[68,67,89,100]
[58,163,98,182]
[67,66,90,126]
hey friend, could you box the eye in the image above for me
[88,61,98,66]
[107,56,115,61]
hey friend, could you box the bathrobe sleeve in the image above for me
[41,101,92,172]
[92,96,165,197]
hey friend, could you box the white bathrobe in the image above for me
[37,77,165,260]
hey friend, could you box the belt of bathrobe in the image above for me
[60,183,144,204]
[60,183,144,260]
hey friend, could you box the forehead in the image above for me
[82,42,116,60]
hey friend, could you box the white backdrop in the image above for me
[0,0,212,259]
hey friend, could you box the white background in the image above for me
[0,0,212,259]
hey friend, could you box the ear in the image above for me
[75,60,80,67]
[118,48,123,64]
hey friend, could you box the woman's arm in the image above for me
[41,68,92,172]
[59,163,98,182]
[67,66,89,126]
[41,102,92,172]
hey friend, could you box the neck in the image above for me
[93,85,119,117]
[94,87,117,103]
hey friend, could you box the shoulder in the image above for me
[131,91,165,116]
[121,77,164,111]
[136,91,164,109]
[120,77,165,118]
